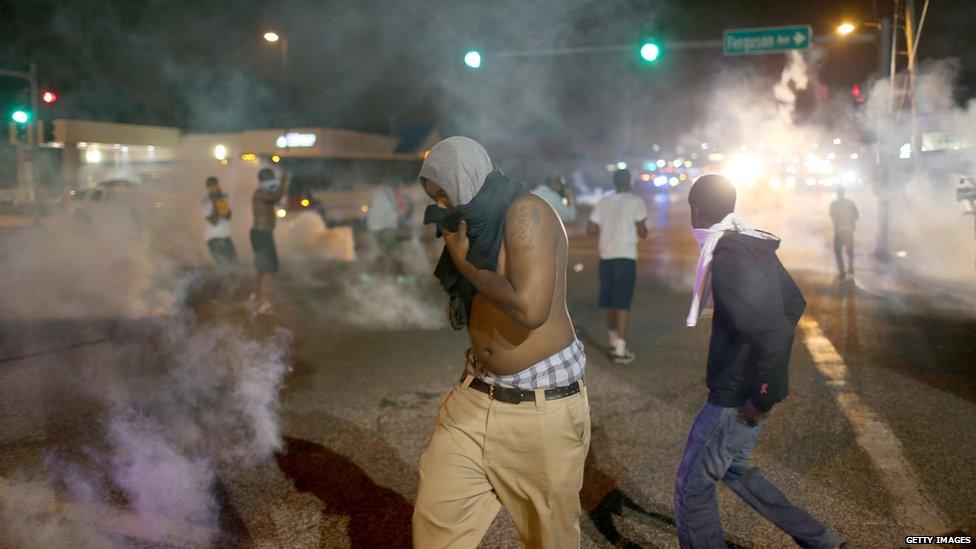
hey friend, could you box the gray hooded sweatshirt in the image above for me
[418,136,493,207]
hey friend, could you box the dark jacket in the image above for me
[829,198,859,233]
[706,232,806,412]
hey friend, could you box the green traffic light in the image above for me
[639,42,661,63]
[11,110,30,124]
[463,50,482,69]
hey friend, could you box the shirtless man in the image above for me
[413,137,589,548]
[249,167,289,314]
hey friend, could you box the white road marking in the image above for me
[798,317,949,534]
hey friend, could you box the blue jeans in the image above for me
[674,403,841,548]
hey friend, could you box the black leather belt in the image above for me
[468,377,581,404]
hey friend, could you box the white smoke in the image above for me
[682,51,851,274]
[0,473,121,548]
[0,215,187,319]
[103,320,291,540]
[683,50,976,294]
[0,154,296,544]
[774,51,811,123]
[106,412,219,541]
[0,318,292,547]
[862,60,976,283]
[342,276,445,330]
[275,212,358,263]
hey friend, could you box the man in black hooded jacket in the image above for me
[674,174,842,548]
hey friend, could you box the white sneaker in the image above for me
[611,350,636,364]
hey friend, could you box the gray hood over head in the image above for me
[418,136,493,206]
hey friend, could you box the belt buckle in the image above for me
[492,385,523,405]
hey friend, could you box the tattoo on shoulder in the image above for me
[509,203,541,252]
[514,203,540,241]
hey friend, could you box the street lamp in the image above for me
[263,30,289,156]
[263,30,288,67]
[837,22,856,36]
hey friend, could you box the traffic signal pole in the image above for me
[483,39,724,61]
[0,62,39,202]
[468,34,875,64]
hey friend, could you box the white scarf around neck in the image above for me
[686,213,775,327]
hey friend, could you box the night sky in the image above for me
[2,0,974,147]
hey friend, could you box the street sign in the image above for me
[723,25,811,56]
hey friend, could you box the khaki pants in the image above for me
[413,375,591,548]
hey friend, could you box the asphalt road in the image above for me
[1,192,974,548]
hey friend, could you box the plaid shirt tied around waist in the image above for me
[478,339,585,390]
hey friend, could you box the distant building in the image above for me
[42,119,431,190]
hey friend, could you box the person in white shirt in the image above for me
[532,172,577,223]
[367,179,406,279]
[587,168,648,363]
[200,176,237,265]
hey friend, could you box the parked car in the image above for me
[64,182,163,223]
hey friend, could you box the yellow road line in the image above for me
[798,317,948,535]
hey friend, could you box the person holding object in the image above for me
[532,172,577,223]
[587,168,648,363]
[676,174,843,548]
[413,137,589,548]
[249,167,289,315]
[200,176,237,265]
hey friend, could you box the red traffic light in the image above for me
[41,90,57,106]
[851,84,865,103]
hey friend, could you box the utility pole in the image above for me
[281,35,289,157]
[905,0,919,176]
[872,16,891,260]
[875,0,928,259]
[875,0,902,260]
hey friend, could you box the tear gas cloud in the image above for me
[93,320,292,542]
[864,60,976,283]
[0,218,182,320]
[343,276,445,330]
[277,209,445,331]
[774,51,812,123]
[0,158,286,545]
[0,154,448,542]
[0,318,291,546]
[683,52,976,289]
